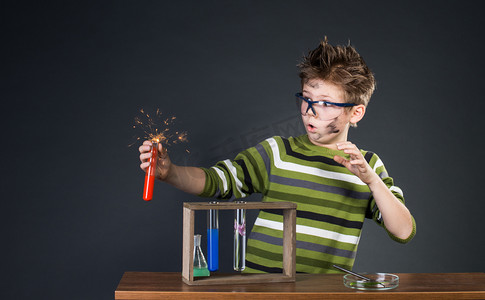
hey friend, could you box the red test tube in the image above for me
[143,140,159,201]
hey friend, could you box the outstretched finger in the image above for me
[158,144,168,158]
[336,141,354,149]
[343,147,361,157]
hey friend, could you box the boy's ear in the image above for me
[350,104,366,125]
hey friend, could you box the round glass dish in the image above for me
[343,273,399,290]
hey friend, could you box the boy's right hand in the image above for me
[139,140,172,181]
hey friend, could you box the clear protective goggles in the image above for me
[295,92,356,121]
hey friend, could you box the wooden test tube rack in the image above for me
[182,201,297,286]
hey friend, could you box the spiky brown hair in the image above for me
[298,37,376,107]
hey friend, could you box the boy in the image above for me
[139,38,416,273]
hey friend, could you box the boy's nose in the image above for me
[307,108,318,118]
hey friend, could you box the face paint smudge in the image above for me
[327,121,340,134]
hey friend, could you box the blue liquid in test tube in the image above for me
[207,203,219,272]
[207,228,219,271]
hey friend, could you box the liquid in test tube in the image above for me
[207,202,219,272]
[143,140,158,201]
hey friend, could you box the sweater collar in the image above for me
[296,134,350,158]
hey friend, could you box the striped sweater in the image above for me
[200,135,416,274]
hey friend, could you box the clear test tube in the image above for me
[207,201,219,272]
[143,140,158,201]
[233,201,246,271]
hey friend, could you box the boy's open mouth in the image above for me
[307,123,317,132]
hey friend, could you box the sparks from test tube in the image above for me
[129,108,189,150]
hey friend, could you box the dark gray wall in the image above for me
[3,1,485,299]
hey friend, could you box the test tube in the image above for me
[233,201,246,271]
[143,140,158,201]
[207,201,219,272]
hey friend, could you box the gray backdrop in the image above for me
[3,1,485,299]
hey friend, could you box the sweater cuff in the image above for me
[385,215,416,244]
[197,167,217,198]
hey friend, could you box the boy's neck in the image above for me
[305,134,349,150]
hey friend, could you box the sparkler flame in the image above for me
[130,108,189,150]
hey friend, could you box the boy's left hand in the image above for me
[333,141,379,185]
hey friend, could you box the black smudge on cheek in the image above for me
[327,121,340,134]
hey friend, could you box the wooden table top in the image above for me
[115,272,485,299]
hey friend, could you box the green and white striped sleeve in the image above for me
[364,151,416,244]
[199,142,270,200]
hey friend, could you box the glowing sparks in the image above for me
[130,108,189,149]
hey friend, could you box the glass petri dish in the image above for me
[343,273,399,290]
